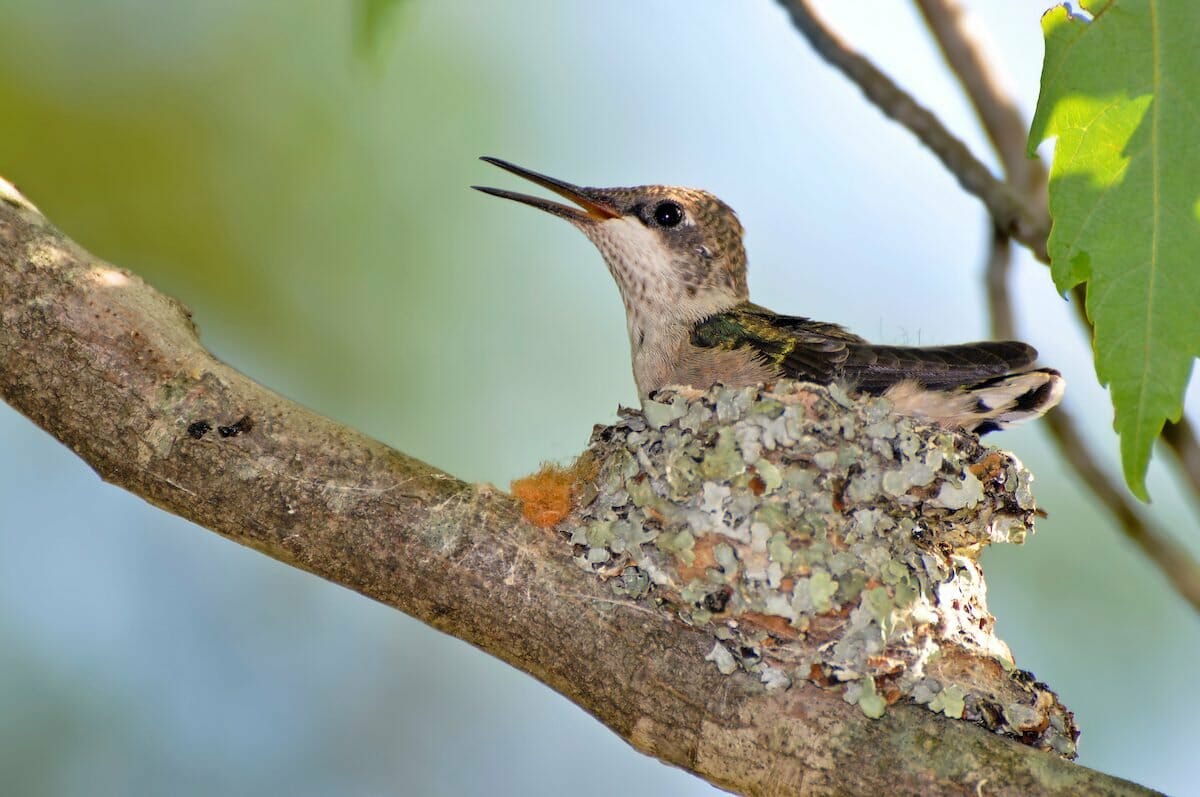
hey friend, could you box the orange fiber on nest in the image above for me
[511,457,595,529]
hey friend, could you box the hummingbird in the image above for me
[474,157,1063,434]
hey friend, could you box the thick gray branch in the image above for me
[0,179,1155,796]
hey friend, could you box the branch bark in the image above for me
[0,181,1159,795]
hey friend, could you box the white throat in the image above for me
[585,217,679,314]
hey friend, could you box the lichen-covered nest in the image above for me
[566,381,1078,758]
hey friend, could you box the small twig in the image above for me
[1163,417,1200,501]
[914,0,1047,204]
[915,0,1030,343]
[919,0,1200,516]
[925,0,1200,517]
[981,224,1200,611]
[984,224,1015,340]
[774,0,1049,262]
[1044,409,1200,612]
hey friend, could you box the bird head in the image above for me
[475,157,748,325]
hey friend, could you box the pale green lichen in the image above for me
[808,570,838,613]
[642,394,688,428]
[930,684,966,719]
[612,566,651,599]
[567,382,1078,758]
[857,676,888,719]
[754,458,783,493]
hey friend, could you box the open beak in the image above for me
[473,157,621,222]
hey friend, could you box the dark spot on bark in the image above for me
[830,478,847,513]
[976,697,1003,727]
[187,420,212,439]
[702,587,731,613]
[218,415,254,438]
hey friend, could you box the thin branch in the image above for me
[774,0,1049,261]
[913,3,1200,610]
[1163,417,1200,501]
[914,0,1047,202]
[1045,410,1200,611]
[985,224,1015,341]
[0,181,1156,795]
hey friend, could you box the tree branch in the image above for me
[913,0,1047,203]
[1043,408,1200,611]
[774,0,1049,262]
[984,224,1016,341]
[1162,417,1200,503]
[0,180,1160,795]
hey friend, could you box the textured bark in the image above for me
[0,179,1157,796]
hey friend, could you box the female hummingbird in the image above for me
[475,157,1062,434]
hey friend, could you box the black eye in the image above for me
[653,201,684,228]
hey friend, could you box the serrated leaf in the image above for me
[1029,1,1200,499]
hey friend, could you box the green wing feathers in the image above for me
[690,304,1038,393]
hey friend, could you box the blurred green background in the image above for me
[1,2,1197,795]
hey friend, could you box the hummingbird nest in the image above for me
[564,381,1078,758]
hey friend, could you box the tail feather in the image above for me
[881,368,1064,434]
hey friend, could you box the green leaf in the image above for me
[1029,1,1200,499]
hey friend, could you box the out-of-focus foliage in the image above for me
[355,0,408,56]
[1030,0,1200,499]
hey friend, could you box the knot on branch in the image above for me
[565,381,1078,758]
